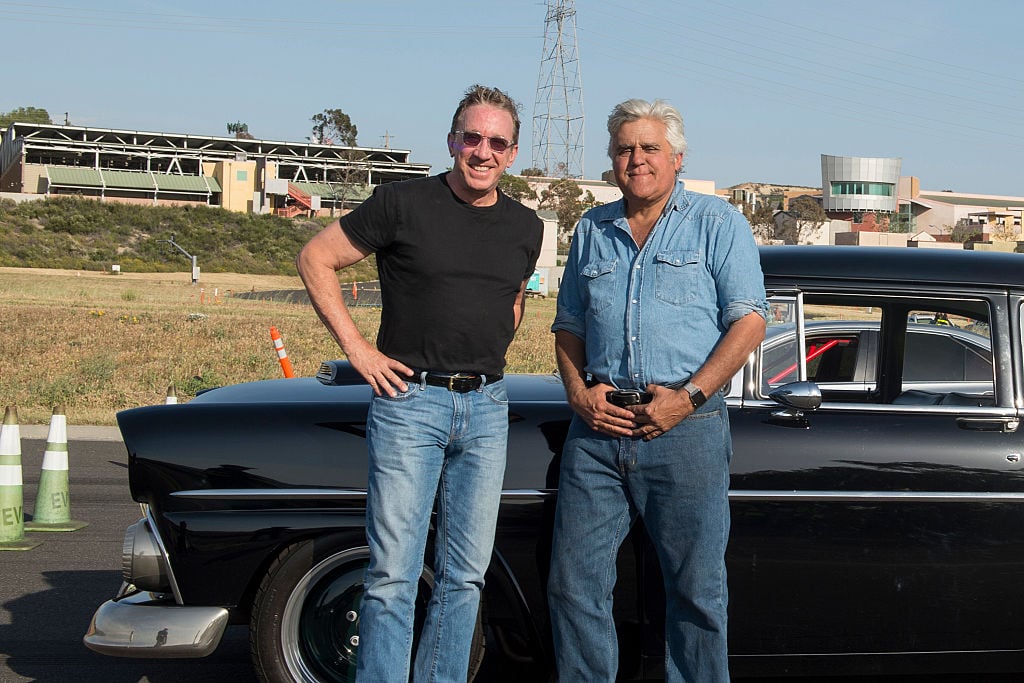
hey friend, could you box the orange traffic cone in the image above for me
[26,406,88,532]
[0,406,42,550]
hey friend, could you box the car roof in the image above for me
[760,246,1024,289]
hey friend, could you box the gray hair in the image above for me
[606,98,687,159]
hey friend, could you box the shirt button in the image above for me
[631,299,638,304]
[631,336,637,341]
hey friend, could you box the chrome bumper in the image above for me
[83,588,229,658]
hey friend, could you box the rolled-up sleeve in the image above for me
[723,299,768,326]
[551,229,587,340]
[712,211,769,327]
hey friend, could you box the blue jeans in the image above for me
[356,378,508,683]
[548,393,732,682]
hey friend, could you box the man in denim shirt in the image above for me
[548,98,768,682]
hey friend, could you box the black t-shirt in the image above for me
[340,173,543,376]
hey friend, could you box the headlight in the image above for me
[121,519,170,592]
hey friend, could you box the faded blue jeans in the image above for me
[548,392,732,682]
[356,378,508,683]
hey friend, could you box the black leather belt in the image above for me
[409,370,503,393]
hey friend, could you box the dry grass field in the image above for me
[0,267,558,426]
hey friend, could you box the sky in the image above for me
[3,0,1024,196]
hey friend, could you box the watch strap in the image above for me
[683,381,707,409]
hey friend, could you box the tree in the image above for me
[991,221,1018,242]
[226,121,254,140]
[311,108,358,146]
[538,178,600,235]
[519,167,545,177]
[499,174,538,203]
[951,221,983,244]
[784,195,828,244]
[306,108,363,214]
[0,106,52,127]
[887,212,914,234]
[742,202,777,243]
[788,195,826,224]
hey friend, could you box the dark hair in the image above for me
[450,84,521,144]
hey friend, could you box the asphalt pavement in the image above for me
[0,430,255,683]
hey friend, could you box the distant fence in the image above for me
[232,280,382,307]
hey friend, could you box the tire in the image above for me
[250,536,484,682]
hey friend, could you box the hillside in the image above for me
[0,196,378,281]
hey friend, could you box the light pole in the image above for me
[160,234,199,284]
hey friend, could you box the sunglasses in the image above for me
[453,130,514,154]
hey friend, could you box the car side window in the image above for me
[762,333,861,386]
[759,295,994,406]
[899,308,994,403]
[761,301,880,396]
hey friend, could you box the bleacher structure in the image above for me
[0,122,430,215]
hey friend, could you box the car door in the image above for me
[725,285,1024,673]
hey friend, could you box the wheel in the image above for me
[250,536,484,682]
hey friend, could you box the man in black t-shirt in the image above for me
[297,84,542,682]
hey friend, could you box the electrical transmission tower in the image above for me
[532,0,584,179]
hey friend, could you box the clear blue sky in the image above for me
[4,0,1024,195]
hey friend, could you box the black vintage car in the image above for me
[85,246,1024,681]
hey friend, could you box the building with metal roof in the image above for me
[821,154,901,216]
[0,121,430,215]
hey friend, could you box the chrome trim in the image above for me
[742,398,1012,415]
[142,505,184,605]
[171,487,558,500]
[501,489,557,498]
[729,490,1024,503]
[171,488,368,500]
[169,487,1024,504]
[83,590,228,658]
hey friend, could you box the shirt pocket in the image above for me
[581,258,618,309]
[654,249,700,306]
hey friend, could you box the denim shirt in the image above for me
[552,182,768,390]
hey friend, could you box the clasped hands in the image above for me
[571,383,692,441]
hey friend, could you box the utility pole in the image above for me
[532,0,584,179]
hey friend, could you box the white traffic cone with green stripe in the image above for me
[0,406,42,550]
[26,406,88,532]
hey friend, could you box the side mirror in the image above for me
[768,381,822,414]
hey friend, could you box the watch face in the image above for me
[685,382,706,408]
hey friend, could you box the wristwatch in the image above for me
[683,381,707,409]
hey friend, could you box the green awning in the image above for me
[102,170,157,190]
[47,167,104,187]
[155,174,221,193]
[291,181,372,202]
[46,167,221,194]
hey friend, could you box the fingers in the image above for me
[374,362,415,397]
[637,425,665,441]
[352,354,413,397]
[588,403,639,437]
